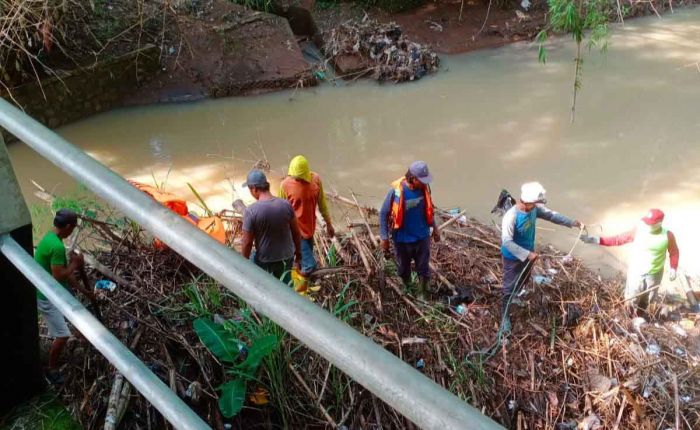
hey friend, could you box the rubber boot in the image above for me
[417,277,429,302]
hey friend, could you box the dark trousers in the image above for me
[394,237,431,283]
[254,257,293,286]
[502,257,533,313]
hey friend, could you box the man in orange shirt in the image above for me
[279,155,335,275]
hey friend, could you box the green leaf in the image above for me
[219,379,247,418]
[187,182,213,216]
[236,335,279,373]
[193,318,240,363]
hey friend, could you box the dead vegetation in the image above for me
[0,0,179,96]
[38,189,700,429]
[324,18,440,82]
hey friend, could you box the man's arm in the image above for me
[278,182,287,199]
[50,251,82,282]
[379,189,395,241]
[535,206,578,228]
[501,209,531,262]
[241,208,255,259]
[598,230,636,246]
[317,180,334,237]
[241,231,254,260]
[289,217,302,268]
[667,231,679,270]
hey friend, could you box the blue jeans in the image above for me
[301,238,317,275]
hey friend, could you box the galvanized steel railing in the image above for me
[0,97,504,430]
[0,235,211,429]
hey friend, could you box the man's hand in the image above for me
[432,228,441,243]
[69,252,84,268]
[326,223,335,238]
[527,252,539,262]
[572,220,583,229]
[669,269,677,281]
[580,234,600,245]
[86,290,98,303]
[293,253,302,271]
[381,239,390,251]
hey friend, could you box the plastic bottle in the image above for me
[94,280,117,292]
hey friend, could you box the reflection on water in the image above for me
[7,8,700,276]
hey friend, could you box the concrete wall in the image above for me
[1,45,160,141]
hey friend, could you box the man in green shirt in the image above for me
[35,209,94,383]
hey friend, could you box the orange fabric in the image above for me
[194,216,226,244]
[130,180,226,247]
[129,181,188,216]
[280,173,322,239]
[390,177,434,230]
[154,216,226,249]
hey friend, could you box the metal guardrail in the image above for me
[0,234,211,429]
[0,97,504,430]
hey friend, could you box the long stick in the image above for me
[672,373,680,430]
[442,229,500,250]
[289,364,338,428]
[438,208,468,231]
[351,190,378,247]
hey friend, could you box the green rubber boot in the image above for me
[417,277,429,302]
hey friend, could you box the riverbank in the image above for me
[3,0,698,118]
[33,189,700,429]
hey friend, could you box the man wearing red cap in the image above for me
[581,209,679,316]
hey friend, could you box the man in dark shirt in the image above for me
[241,170,302,284]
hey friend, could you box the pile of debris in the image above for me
[323,19,439,82]
[45,192,700,429]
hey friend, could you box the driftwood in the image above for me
[35,187,700,430]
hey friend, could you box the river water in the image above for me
[8,8,700,276]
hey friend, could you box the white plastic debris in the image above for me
[578,413,601,430]
[681,395,691,403]
[508,399,517,410]
[520,0,531,10]
[671,324,688,338]
[645,344,661,356]
[632,317,647,331]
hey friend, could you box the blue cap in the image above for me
[242,169,269,188]
[409,161,433,184]
[54,208,78,228]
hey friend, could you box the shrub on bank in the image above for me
[366,0,426,12]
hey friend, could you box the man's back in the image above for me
[280,175,321,239]
[34,231,68,299]
[243,198,295,263]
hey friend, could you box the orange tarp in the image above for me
[129,181,189,216]
[129,181,226,246]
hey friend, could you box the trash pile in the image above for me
[45,192,700,429]
[323,19,440,82]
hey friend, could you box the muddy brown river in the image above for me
[7,9,700,277]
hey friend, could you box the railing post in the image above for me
[0,134,44,413]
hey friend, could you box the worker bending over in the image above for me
[501,182,582,331]
[380,161,440,300]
